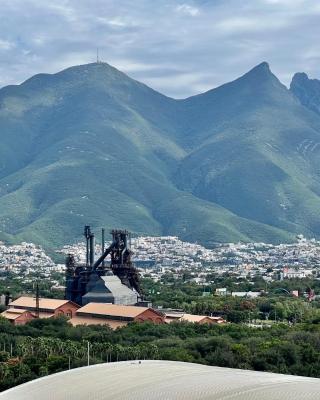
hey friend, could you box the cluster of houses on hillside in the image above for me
[60,235,320,283]
[0,242,54,269]
[0,236,320,303]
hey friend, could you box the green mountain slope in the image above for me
[1,61,319,248]
[0,62,291,248]
[175,63,320,238]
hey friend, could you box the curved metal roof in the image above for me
[1,360,319,400]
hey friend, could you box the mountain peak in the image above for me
[253,61,270,71]
[243,61,276,81]
[232,61,289,99]
[291,72,309,84]
[19,61,130,90]
[291,72,320,90]
[11,60,145,100]
[290,71,320,115]
[54,61,128,81]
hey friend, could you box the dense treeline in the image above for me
[1,274,320,391]
[143,275,320,305]
[1,317,320,391]
[143,276,320,323]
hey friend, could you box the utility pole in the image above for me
[35,282,40,319]
[87,341,90,366]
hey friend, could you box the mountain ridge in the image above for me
[0,61,320,248]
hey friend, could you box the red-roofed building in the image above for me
[70,303,164,329]
[6,296,79,320]
[1,309,35,325]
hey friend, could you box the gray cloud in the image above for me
[0,0,319,98]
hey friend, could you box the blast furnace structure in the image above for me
[65,226,142,306]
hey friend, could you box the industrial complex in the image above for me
[1,226,225,328]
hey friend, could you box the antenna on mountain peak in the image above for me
[96,48,100,63]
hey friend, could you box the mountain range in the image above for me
[0,61,320,249]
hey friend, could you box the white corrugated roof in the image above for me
[1,360,320,400]
[82,275,138,305]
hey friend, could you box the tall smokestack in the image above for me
[101,228,105,268]
[84,225,91,267]
[89,233,95,267]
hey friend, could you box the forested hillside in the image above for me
[1,62,320,247]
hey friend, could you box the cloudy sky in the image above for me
[0,0,319,98]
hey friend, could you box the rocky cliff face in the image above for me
[291,72,320,115]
